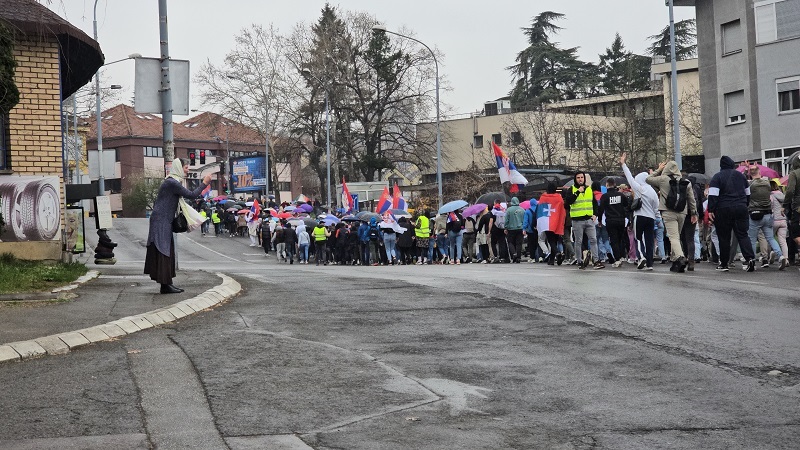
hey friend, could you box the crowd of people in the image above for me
[189,152,800,273]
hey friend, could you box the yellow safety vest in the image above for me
[569,187,594,218]
[415,216,430,238]
[313,226,327,241]
[211,212,221,224]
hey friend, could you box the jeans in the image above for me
[448,230,463,261]
[655,216,666,259]
[275,242,286,260]
[383,233,397,261]
[748,214,782,258]
[572,219,599,262]
[596,225,612,259]
[286,244,295,262]
[428,237,435,262]
[299,243,309,262]
[436,234,449,259]
[462,232,476,260]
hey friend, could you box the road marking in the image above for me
[181,235,249,264]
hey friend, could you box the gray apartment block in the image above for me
[676,0,800,175]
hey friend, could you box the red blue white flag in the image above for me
[492,141,528,193]
[392,182,407,210]
[341,177,354,213]
[376,186,392,213]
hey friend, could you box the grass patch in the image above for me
[0,253,88,294]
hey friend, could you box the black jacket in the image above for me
[708,156,749,212]
[599,188,629,226]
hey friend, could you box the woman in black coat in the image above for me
[144,159,211,294]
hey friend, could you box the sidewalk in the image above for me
[0,261,240,363]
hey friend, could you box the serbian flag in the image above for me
[201,183,211,200]
[341,177,354,213]
[492,142,528,193]
[376,186,392,213]
[249,199,261,219]
[392,182,407,210]
[535,193,566,235]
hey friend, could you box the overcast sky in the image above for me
[49,1,695,116]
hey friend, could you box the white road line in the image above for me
[180,235,249,264]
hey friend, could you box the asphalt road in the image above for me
[1,218,798,449]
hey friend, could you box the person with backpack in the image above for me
[747,165,785,269]
[707,155,756,272]
[358,219,371,265]
[782,153,800,261]
[367,217,383,266]
[647,160,698,273]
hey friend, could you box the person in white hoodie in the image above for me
[620,153,660,270]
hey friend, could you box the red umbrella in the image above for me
[736,164,780,179]
[237,209,249,215]
[277,212,292,219]
[779,175,789,186]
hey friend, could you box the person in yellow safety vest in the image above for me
[199,209,209,236]
[414,212,431,265]
[313,220,331,266]
[211,209,222,235]
[563,171,604,270]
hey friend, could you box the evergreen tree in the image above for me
[0,21,19,114]
[598,34,652,95]
[508,11,597,108]
[647,19,697,62]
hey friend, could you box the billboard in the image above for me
[230,156,266,193]
[0,176,62,242]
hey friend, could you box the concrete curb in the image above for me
[0,272,240,364]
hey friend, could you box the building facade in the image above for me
[0,0,103,260]
[85,106,302,216]
[677,0,800,174]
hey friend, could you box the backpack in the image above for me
[665,175,690,212]
[368,226,380,241]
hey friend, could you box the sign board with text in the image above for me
[94,195,113,229]
[229,156,266,193]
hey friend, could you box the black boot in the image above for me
[160,284,184,294]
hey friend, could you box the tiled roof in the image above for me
[0,0,104,98]
[87,104,265,146]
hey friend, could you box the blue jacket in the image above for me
[522,208,536,233]
[358,222,370,242]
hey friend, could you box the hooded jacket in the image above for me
[708,156,749,213]
[646,161,698,215]
[504,197,525,230]
[599,187,628,226]
[622,164,659,220]
[782,153,800,214]
[563,171,598,220]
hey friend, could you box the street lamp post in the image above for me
[93,1,140,195]
[301,70,331,213]
[668,0,683,169]
[372,25,442,210]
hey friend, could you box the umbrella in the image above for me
[520,199,538,210]
[341,215,360,222]
[277,212,292,219]
[687,173,709,186]
[388,208,412,218]
[245,201,254,207]
[779,175,789,186]
[225,207,238,213]
[231,204,243,210]
[284,205,297,212]
[222,199,236,205]
[358,212,381,222]
[438,199,468,214]
[737,164,780,179]
[297,203,313,213]
[212,195,227,201]
[462,203,488,218]
[476,192,509,206]
[295,194,310,203]
[237,209,249,215]
[322,217,340,226]
[236,201,247,207]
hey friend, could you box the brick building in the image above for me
[0,0,103,259]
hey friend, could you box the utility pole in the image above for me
[158,0,174,167]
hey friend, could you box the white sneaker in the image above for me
[612,260,623,268]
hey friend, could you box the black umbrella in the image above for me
[687,173,709,186]
[599,175,627,186]
[475,192,509,205]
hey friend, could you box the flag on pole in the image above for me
[341,177,354,213]
[201,183,211,200]
[392,182,407,210]
[250,198,261,218]
[376,186,392,213]
[492,141,528,193]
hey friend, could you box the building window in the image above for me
[276,181,291,192]
[721,20,742,55]
[473,135,484,149]
[756,0,800,44]
[143,146,163,157]
[763,146,800,174]
[724,90,747,125]
[564,130,589,149]
[511,131,522,145]
[778,78,800,113]
[492,133,502,145]
[0,112,7,170]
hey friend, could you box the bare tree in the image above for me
[195,24,302,203]
[502,108,567,168]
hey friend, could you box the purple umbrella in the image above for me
[297,203,313,213]
[462,203,488,217]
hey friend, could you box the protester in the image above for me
[564,171,604,269]
[707,156,756,272]
[599,178,629,267]
[414,211,431,265]
[536,183,566,265]
[504,197,525,263]
[620,153,659,270]
[747,165,784,268]
[284,223,297,264]
[446,209,465,264]
[647,160,698,273]
[144,158,211,294]
[298,225,310,264]
[313,220,331,266]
